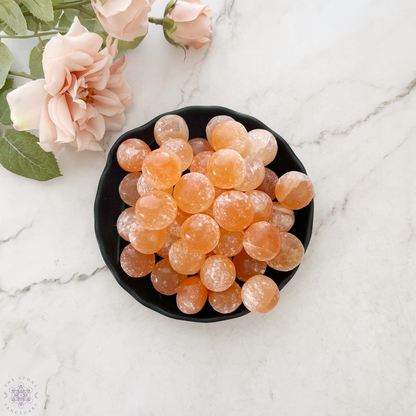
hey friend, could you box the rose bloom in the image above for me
[167,0,212,50]
[7,18,131,153]
[92,0,155,42]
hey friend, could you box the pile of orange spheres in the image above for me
[116,114,314,316]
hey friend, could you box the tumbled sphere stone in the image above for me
[200,255,236,292]
[116,207,137,241]
[208,282,242,314]
[241,129,278,166]
[234,155,265,192]
[269,202,295,232]
[213,229,244,257]
[129,221,167,254]
[256,168,278,200]
[117,139,151,172]
[241,275,280,314]
[246,190,274,224]
[206,115,234,144]
[169,239,206,275]
[188,138,213,155]
[190,151,214,177]
[120,244,155,278]
[176,276,208,314]
[267,232,305,272]
[243,221,282,261]
[151,259,187,296]
[154,114,189,146]
[233,249,267,282]
[161,139,194,171]
[275,171,314,210]
[119,172,141,206]
[211,120,249,154]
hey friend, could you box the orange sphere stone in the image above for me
[189,151,213,176]
[241,129,278,166]
[151,259,187,295]
[154,114,189,146]
[200,255,236,292]
[173,172,215,214]
[169,239,206,274]
[120,244,155,278]
[181,214,220,254]
[211,121,248,154]
[116,207,136,241]
[267,232,304,271]
[269,202,295,232]
[214,229,244,257]
[207,149,246,189]
[176,276,208,314]
[233,249,267,282]
[246,190,273,223]
[243,221,282,261]
[241,275,280,313]
[142,149,182,189]
[129,221,167,254]
[135,190,177,230]
[234,155,265,191]
[206,115,234,144]
[136,174,172,197]
[167,208,192,238]
[119,172,141,206]
[156,233,178,258]
[256,168,278,200]
[213,191,255,231]
[117,139,151,172]
[275,171,314,210]
[188,138,213,155]
[161,139,194,171]
[209,282,242,314]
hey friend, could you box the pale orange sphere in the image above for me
[256,168,278,200]
[241,129,278,166]
[129,222,167,254]
[116,207,136,241]
[234,155,265,192]
[136,174,172,197]
[176,276,208,314]
[233,249,267,282]
[246,190,273,223]
[167,208,192,238]
[209,282,242,314]
[173,172,215,214]
[181,214,220,254]
[189,151,213,176]
[206,115,234,144]
[151,259,187,295]
[214,229,244,257]
[161,138,194,171]
[207,149,246,189]
[135,190,177,230]
[120,244,155,278]
[269,202,295,232]
[188,138,213,155]
[142,149,182,189]
[211,121,248,154]
[200,255,236,292]
[243,221,282,261]
[169,239,206,274]
[241,275,280,313]
[213,191,255,231]
[275,171,314,210]
[156,234,178,258]
[154,114,189,146]
[119,172,141,206]
[117,139,151,172]
[267,232,304,271]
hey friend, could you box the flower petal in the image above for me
[173,14,211,40]
[169,1,210,23]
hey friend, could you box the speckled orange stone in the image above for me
[119,172,141,206]
[241,129,278,166]
[156,233,178,258]
[173,172,215,214]
[142,149,182,189]
[116,207,136,241]
[166,208,192,238]
[206,115,234,144]
[246,190,273,224]
[181,214,220,254]
[234,155,265,192]
[200,255,236,292]
[135,190,177,230]
[188,138,213,155]
[169,239,206,275]
[275,171,314,210]
[214,229,244,257]
[117,139,151,172]
[129,221,167,254]
[176,276,208,314]
[209,282,242,314]
[211,121,249,154]
[151,259,187,295]
[207,149,246,189]
[233,249,267,282]
[136,174,172,197]
[256,168,278,200]
[154,114,189,146]
[120,244,155,278]
[243,221,282,261]
[241,275,280,313]
[213,191,255,231]
[267,232,304,271]
[161,139,194,171]
[189,151,213,176]
[269,202,295,232]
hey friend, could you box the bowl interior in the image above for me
[94,106,314,322]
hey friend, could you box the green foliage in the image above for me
[118,36,145,51]
[0,43,13,90]
[164,0,177,17]
[20,0,54,23]
[0,0,27,35]
[0,89,12,125]
[29,40,49,79]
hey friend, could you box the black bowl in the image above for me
[94,106,314,322]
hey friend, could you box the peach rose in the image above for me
[92,0,155,42]
[166,0,212,50]
[7,18,131,153]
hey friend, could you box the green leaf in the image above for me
[164,0,176,16]
[0,77,13,94]
[29,41,47,79]
[20,0,54,23]
[59,11,73,28]
[0,130,62,181]
[0,89,12,125]
[0,0,28,35]
[118,36,145,51]
[0,43,14,90]
[63,8,78,23]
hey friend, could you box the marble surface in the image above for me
[1,0,416,415]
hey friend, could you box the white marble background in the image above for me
[1,0,416,415]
